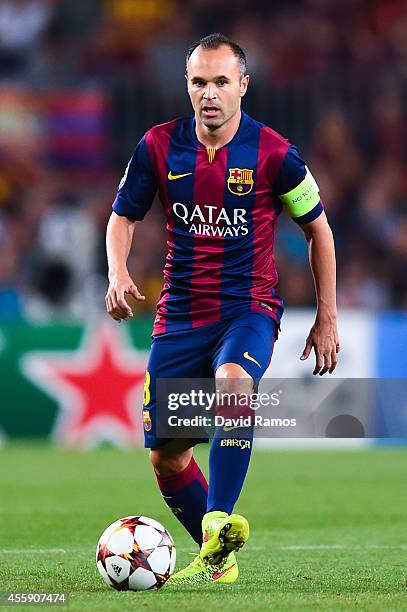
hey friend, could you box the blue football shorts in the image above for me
[142,311,278,449]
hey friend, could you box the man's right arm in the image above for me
[105,133,157,321]
[105,212,145,321]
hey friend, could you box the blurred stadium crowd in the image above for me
[1,0,407,321]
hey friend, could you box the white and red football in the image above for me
[96,515,176,591]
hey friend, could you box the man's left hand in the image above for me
[300,317,340,375]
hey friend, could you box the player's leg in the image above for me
[150,438,208,546]
[200,363,253,564]
[208,363,254,515]
[200,312,278,565]
[144,329,211,546]
[155,438,239,586]
[148,324,241,585]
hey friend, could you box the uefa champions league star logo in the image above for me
[20,322,147,446]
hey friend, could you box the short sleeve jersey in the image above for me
[113,112,323,335]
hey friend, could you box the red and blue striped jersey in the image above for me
[113,112,323,335]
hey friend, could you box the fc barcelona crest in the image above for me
[227,168,254,196]
[143,409,152,432]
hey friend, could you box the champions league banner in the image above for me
[0,320,150,446]
[0,312,406,447]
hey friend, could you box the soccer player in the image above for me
[105,33,339,584]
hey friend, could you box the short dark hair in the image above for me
[186,32,247,77]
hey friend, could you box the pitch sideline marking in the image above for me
[1,544,407,554]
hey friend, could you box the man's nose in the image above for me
[203,84,216,99]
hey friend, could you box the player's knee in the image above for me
[216,362,251,380]
[215,363,253,395]
[149,448,192,476]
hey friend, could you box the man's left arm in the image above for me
[275,145,340,375]
[299,212,340,375]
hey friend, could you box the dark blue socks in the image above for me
[207,426,254,514]
[155,457,208,545]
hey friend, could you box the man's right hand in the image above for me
[105,273,145,321]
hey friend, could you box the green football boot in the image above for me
[168,551,238,585]
[200,510,250,565]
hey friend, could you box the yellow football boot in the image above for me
[168,552,238,585]
[200,510,250,565]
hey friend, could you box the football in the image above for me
[96,515,176,591]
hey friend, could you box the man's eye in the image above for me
[194,81,204,87]
[218,80,227,86]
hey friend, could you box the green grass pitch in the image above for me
[0,443,406,611]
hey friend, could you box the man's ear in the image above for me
[240,74,250,97]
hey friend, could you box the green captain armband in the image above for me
[278,166,320,218]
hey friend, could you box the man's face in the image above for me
[186,45,249,131]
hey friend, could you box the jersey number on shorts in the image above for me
[143,370,151,406]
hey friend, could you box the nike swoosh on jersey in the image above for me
[167,171,193,180]
[223,425,244,432]
[243,351,261,368]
